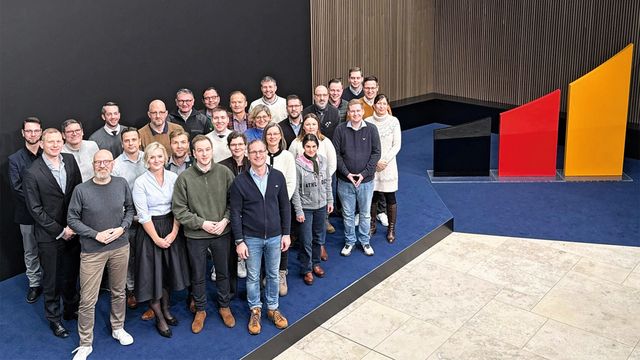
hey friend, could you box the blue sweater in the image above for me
[230,166,291,240]
[333,121,381,183]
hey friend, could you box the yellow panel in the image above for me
[564,44,634,177]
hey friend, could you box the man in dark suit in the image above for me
[24,128,83,339]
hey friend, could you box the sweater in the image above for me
[291,154,333,216]
[249,96,288,122]
[67,177,134,253]
[333,121,381,183]
[172,162,234,239]
[267,149,296,200]
[138,122,183,157]
[88,126,126,158]
[230,166,291,240]
[205,129,232,163]
[288,137,337,176]
[62,140,100,182]
[366,114,402,192]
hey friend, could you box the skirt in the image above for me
[135,213,190,303]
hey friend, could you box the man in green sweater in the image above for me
[172,135,236,334]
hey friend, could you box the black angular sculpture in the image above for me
[433,117,492,176]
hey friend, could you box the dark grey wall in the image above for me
[0,0,311,280]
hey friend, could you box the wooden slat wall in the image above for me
[310,0,639,127]
[309,0,435,101]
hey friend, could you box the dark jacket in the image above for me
[8,146,42,224]
[302,104,340,140]
[279,118,299,149]
[219,156,250,177]
[169,110,212,139]
[230,166,291,240]
[333,121,381,183]
[23,153,83,243]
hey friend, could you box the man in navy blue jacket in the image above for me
[230,139,291,335]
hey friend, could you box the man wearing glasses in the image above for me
[279,95,304,147]
[67,149,135,359]
[61,119,100,182]
[169,88,212,139]
[200,87,221,122]
[138,99,183,156]
[302,85,340,140]
[9,117,44,303]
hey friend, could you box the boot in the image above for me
[369,199,378,236]
[386,203,397,243]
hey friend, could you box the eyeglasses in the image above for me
[65,129,82,135]
[93,160,113,166]
[203,96,219,101]
[23,129,42,134]
[229,143,245,147]
[248,150,266,156]
[149,111,167,116]
[177,99,194,104]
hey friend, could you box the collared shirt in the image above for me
[249,166,269,198]
[103,124,122,136]
[132,169,178,224]
[166,155,193,175]
[347,120,368,131]
[231,114,250,133]
[112,151,146,190]
[290,121,302,136]
[150,121,169,135]
[42,154,67,193]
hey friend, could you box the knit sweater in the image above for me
[205,129,232,163]
[291,154,333,216]
[172,162,235,239]
[266,149,296,200]
[333,121,381,183]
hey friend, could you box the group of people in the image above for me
[7,67,402,360]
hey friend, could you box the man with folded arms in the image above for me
[67,149,135,360]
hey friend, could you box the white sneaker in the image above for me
[363,244,375,256]
[237,259,247,279]
[341,244,353,256]
[211,264,216,281]
[112,328,134,346]
[71,346,93,360]
[354,214,360,224]
[377,212,389,227]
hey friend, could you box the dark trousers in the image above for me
[38,237,80,322]
[226,236,238,297]
[186,234,231,310]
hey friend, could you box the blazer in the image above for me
[23,153,83,243]
[8,147,42,224]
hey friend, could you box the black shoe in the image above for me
[49,321,70,338]
[63,310,78,320]
[26,287,42,304]
[156,323,172,338]
[165,315,178,326]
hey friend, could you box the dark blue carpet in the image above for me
[0,127,452,359]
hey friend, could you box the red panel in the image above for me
[498,89,561,176]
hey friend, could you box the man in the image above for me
[111,128,146,308]
[342,66,364,101]
[279,95,304,147]
[200,87,221,122]
[302,85,340,140]
[169,88,212,138]
[166,128,193,174]
[8,117,44,303]
[328,78,349,122]
[62,119,100,182]
[230,139,291,335]
[172,135,236,334]
[205,107,233,163]
[138,99,183,156]
[88,102,128,157]
[248,76,288,122]
[229,91,252,132]
[67,150,135,360]
[359,76,392,119]
[333,100,381,257]
[24,128,83,338]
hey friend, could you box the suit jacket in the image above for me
[23,153,83,243]
[8,146,42,224]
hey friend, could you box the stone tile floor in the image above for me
[276,232,640,360]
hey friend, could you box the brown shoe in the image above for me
[326,219,336,234]
[248,308,261,335]
[126,291,138,309]
[320,245,328,261]
[187,295,196,314]
[141,307,155,321]
[312,265,325,278]
[191,310,207,334]
[219,307,236,328]
[267,309,288,329]
[303,272,314,285]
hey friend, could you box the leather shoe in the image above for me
[312,265,325,278]
[49,321,70,338]
[192,310,207,334]
[219,307,236,328]
[141,308,155,321]
[126,291,137,309]
[303,272,314,285]
[155,322,172,338]
[187,296,196,314]
[165,314,178,326]
[26,286,42,304]
[320,245,328,261]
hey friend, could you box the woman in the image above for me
[289,113,337,259]
[365,94,402,243]
[292,134,333,285]
[219,131,250,176]
[262,122,296,296]
[244,104,271,143]
[133,142,190,338]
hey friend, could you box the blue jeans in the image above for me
[245,236,282,310]
[298,207,327,274]
[337,179,374,246]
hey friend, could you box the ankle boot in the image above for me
[369,200,378,236]
[386,204,397,243]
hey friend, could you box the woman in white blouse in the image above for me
[132,142,190,338]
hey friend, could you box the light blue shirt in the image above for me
[249,166,270,198]
[42,154,67,193]
[132,169,178,224]
[112,151,146,191]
